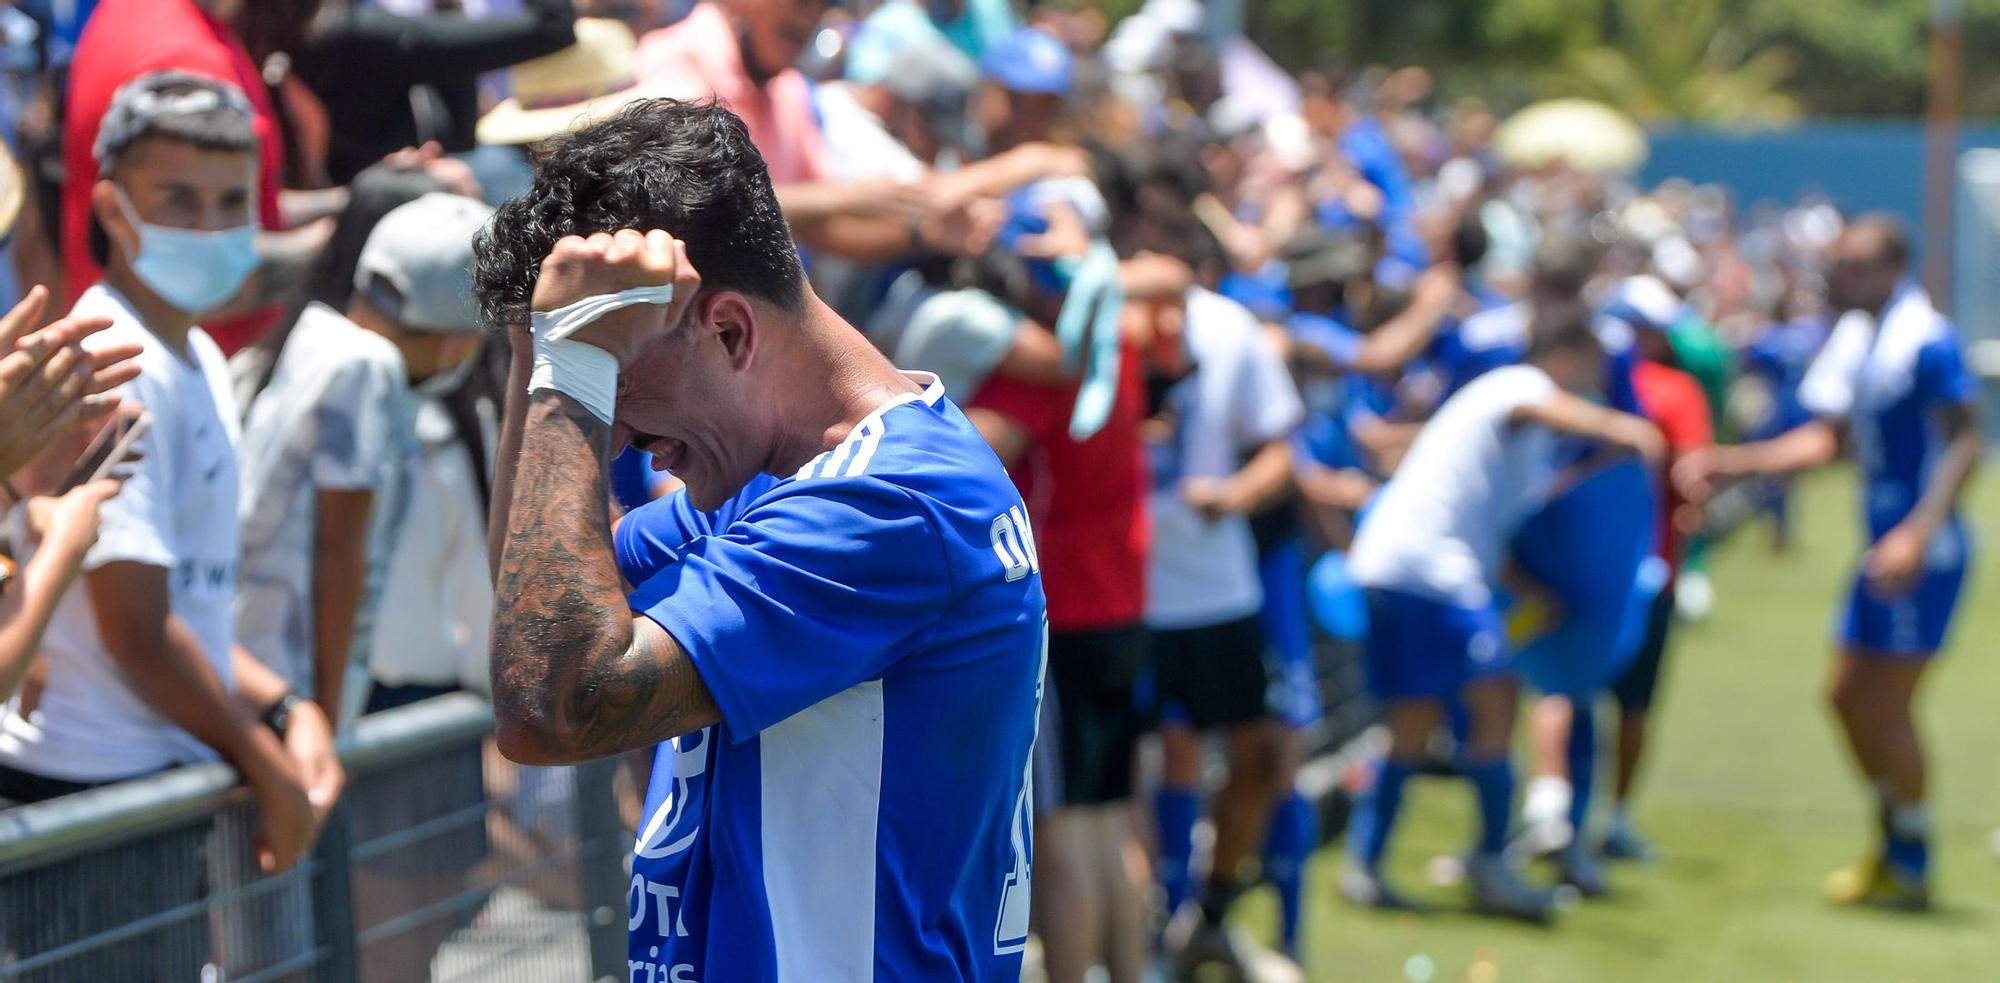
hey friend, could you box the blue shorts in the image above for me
[1839,561,1967,658]
[1364,588,1511,701]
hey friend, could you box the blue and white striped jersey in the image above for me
[612,374,1047,982]
[1800,282,1980,553]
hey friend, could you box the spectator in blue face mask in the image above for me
[0,73,339,882]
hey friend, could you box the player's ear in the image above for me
[698,289,758,372]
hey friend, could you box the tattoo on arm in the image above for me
[490,393,718,763]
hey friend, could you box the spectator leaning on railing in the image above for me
[0,72,340,877]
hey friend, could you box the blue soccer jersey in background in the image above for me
[613,376,1047,982]
[1799,283,1979,655]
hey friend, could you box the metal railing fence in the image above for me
[0,694,629,983]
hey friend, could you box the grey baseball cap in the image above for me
[354,192,496,333]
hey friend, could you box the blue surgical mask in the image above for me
[113,185,258,314]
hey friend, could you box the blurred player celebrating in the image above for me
[473,99,1046,980]
[1341,303,1663,920]
[1677,216,1982,910]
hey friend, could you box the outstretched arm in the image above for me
[489,230,718,765]
[1672,418,1842,503]
[1511,390,1666,465]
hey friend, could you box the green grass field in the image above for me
[1266,466,2000,982]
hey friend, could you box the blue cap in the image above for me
[980,28,1074,96]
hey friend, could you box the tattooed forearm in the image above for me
[490,393,719,764]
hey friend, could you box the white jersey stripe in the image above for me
[818,434,859,478]
[843,420,886,477]
[759,681,885,982]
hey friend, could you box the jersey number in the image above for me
[993,622,1048,955]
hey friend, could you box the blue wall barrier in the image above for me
[1641,121,2000,249]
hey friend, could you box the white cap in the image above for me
[1651,235,1706,291]
[354,193,496,333]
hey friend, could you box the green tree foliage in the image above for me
[1536,0,1801,123]
[1224,0,2000,120]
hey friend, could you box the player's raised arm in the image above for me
[487,229,718,765]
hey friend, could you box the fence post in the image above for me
[572,760,627,983]
[312,804,359,983]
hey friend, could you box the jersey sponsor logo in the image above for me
[631,731,709,982]
[635,729,710,860]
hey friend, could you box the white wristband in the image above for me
[525,284,676,424]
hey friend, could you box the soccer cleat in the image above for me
[1823,856,1931,912]
[1338,861,1420,911]
[1601,818,1657,864]
[1467,853,1559,923]
[1558,842,1610,898]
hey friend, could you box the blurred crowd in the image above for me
[0,0,1973,980]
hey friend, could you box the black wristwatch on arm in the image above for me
[261,691,308,740]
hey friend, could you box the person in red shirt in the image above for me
[1604,332,1714,862]
[63,0,292,353]
[967,330,1152,983]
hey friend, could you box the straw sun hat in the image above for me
[477,18,664,146]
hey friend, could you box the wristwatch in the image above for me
[262,691,307,740]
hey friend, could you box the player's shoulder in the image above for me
[790,376,981,465]
[1471,361,1552,393]
[1459,301,1530,351]
[1187,286,1261,335]
[775,382,1022,533]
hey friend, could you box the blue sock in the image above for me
[1264,791,1317,955]
[1157,788,1200,914]
[1884,802,1931,878]
[1566,703,1598,837]
[1884,835,1930,879]
[1464,758,1516,857]
[1347,759,1413,868]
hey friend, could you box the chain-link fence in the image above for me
[0,694,632,983]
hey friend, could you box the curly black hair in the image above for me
[472,98,806,329]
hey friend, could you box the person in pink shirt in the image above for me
[634,0,830,185]
[635,0,1004,261]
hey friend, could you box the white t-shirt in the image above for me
[366,397,493,694]
[1347,364,1561,609]
[815,81,927,185]
[0,284,243,782]
[1145,288,1304,629]
[232,303,406,698]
